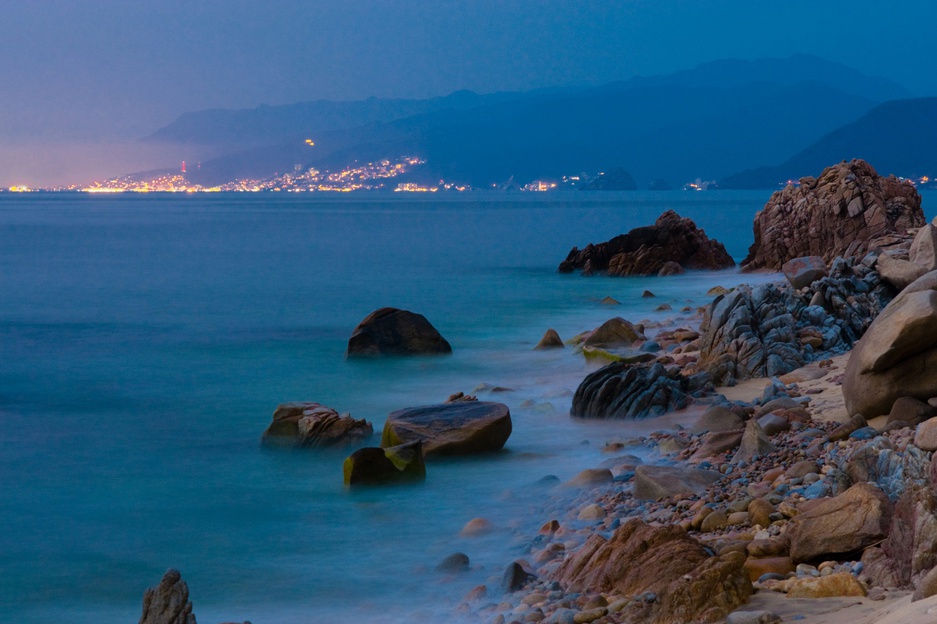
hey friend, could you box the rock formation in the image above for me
[381,401,512,456]
[741,159,923,271]
[139,569,197,624]
[558,210,735,276]
[570,361,713,420]
[346,307,451,357]
[342,440,426,486]
[262,402,373,447]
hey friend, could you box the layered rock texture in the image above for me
[381,401,512,456]
[741,159,923,271]
[346,307,452,357]
[558,210,735,277]
[139,569,197,624]
[262,402,373,447]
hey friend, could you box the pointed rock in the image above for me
[732,419,775,463]
[139,569,196,624]
[535,328,564,349]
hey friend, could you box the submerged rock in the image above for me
[346,307,451,357]
[741,159,923,271]
[381,401,512,456]
[558,210,734,276]
[262,402,373,448]
[139,568,197,624]
[342,441,426,486]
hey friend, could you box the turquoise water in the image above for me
[2,191,925,622]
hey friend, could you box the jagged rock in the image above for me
[261,402,373,447]
[741,159,923,271]
[381,401,511,456]
[554,519,751,623]
[558,210,735,276]
[633,465,721,500]
[139,569,197,624]
[787,483,892,562]
[732,420,775,463]
[841,437,929,501]
[535,328,564,349]
[877,254,929,291]
[570,361,712,420]
[782,256,828,289]
[342,441,426,486]
[843,271,937,417]
[346,307,451,356]
[699,256,893,386]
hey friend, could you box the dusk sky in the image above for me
[3,0,937,185]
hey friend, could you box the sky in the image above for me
[2,0,937,186]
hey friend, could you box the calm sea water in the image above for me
[1,191,930,623]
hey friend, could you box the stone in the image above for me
[912,565,937,601]
[565,468,614,488]
[460,517,495,537]
[787,460,820,478]
[787,482,892,562]
[690,429,743,462]
[600,296,620,305]
[843,281,937,417]
[743,557,795,582]
[571,361,711,420]
[741,159,923,271]
[888,396,936,425]
[381,401,511,456]
[503,561,535,592]
[436,552,470,573]
[726,610,783,624]
[910,224,937,270]
[877,254,929,291]
[582,317,645,349]
[757,413,790,437]
[748,498,775,528]
[555,519,751,623]
[139,569,197,624]
[578,504,606,521]
[262,402,373,448]
[747,538,788,558]
[658,261,684,276]
[691,406,744,433]
[732,419,775,463]
[700,510,728,532]
[342,441,426,486]
[632,465,721,500]
[782,256,828,289]
[573,608,607,624]
[346,307,452,356]
[782,572,868,598]
[535,328,565,349]
[754,397,801,419]
[915,419,937,452]
[559,210,735,276]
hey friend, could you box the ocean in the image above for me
[2,191,928,623]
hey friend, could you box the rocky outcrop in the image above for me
[346,307,451,357]
[261,402,373,447]
[570,361,713,420]
[741,159,923,271]
[843,270,937,417]
[555,519,751,623]
[342,441,426,486]
[558,210,735,277]
[381,401,512,456]
[139,569,196,624]
[786,482,892,562]
[699,255,893,385]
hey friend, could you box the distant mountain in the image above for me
[720,97,937,188]
[146,55,916,187]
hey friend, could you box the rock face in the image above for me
[699,255,893,385]
[139,569,197,624]
[741,159,923,272]
[787,482,892,562]
[342,441,426,486]
[262,402,373,447]
[558,210,735,276]
[381,401,512,456]
[843,270,937,417]
[346,307,451,357]
[570,361,713,420]
[555,519,751,623]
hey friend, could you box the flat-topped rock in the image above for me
[558,210,734,276]
[381,401,511,456]
[346,307,451,357]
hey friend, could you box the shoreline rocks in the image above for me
[346,307,452,357]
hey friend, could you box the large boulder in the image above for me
[633,465,721,500]
[262,402,373,448]
[380,401,511,456]
[741,159,923,271]
[342,441,426,486]
[843,270,937,417]
[581,317,645,349]
[570,361,712,420]
[346,307,451,357]
[555,519,751,623]
[910,224,937,270]
[782,256,828,289]
[558,210,735,276]
[787,482,892,562]
[877,253,929,291]
[139,568,197,624]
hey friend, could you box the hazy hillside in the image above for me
[721,98,937,188]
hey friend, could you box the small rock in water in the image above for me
[578,504,606,521]
[460,517,495,537]
[600,296,620,305]
[436,552,470,573]
[502,561,535,593]
[535,328,565,350]
[642,290,656,298]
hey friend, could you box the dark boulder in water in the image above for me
[381,401,512,456]
[346,307,451,357]
[558,210,734,277]
[342,441,426,486]
[535,328,564,349]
